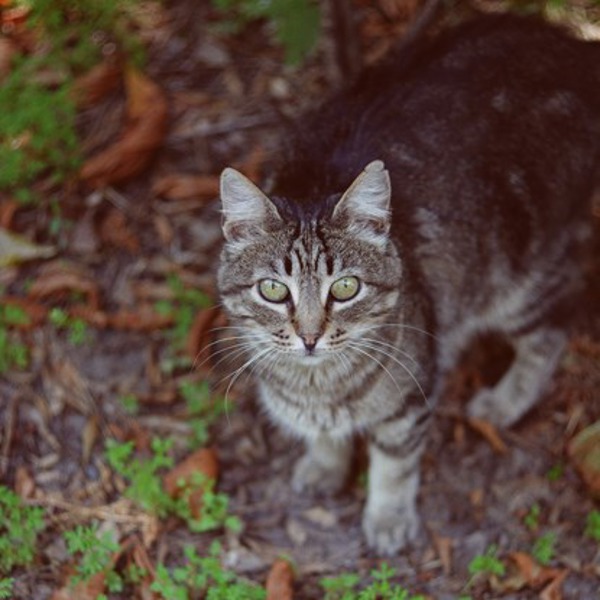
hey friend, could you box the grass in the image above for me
[0,485,45,575]
[321,563,425,600]
[585,510,600,542]
[0,304,30,373]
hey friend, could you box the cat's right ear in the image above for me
[220,168,282,243]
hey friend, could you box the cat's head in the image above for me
[217,161,403,363]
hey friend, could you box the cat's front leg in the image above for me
[292,433,353,495]
[363,407,430,554]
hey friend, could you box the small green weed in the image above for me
[105,437,174,516]
[0,304,30,373]
[48,307,89,345]
[180,380,227,448]
[0,578,14,599]
[119,393,140,415]
[467,545,506,581]
[0,485,45,574]
[546,463,564,482]
[585,510,600,542]
[63,523,120,588]
[523,502,541,530]
[531,531,557,565]
[321,563,425,600]
[105,437,240,533]
[155,275,212,372]
[151,541,266,600]
[212,0,321,64]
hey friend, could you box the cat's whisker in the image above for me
[356,340,431,409]
[358,322,439,341]
[359,336,420,367]
[192,337,262,372]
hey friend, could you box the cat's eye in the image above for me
[330,276,360,302]
[258,279,290,303]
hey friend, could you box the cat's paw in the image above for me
[291,454,347,495]
[468,388,518,428]
[362,506,421,555]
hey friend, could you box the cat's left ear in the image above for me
[332,160,391,246]
[220,167,282,243]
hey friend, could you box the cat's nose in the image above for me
[300,333,320,352]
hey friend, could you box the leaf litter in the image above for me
[0,1,599,599]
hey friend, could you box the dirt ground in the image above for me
[1,1,600,598]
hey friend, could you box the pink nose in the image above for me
[300,333,320,351]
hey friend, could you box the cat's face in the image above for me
[218,161,403,364]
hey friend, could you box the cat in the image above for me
[216,13,600,554]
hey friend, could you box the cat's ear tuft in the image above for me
[220,167,282,243]
[333,160,391,246]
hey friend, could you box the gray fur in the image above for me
[217,14,599,554]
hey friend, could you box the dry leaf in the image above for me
[99,208,140,252]
[152,173,220,201]
[107,306,173,331]
[567,420,600,498]
[72,61,121,108]
[0,295,48,328]
[0,36,18,81]
[80,67,168,187]
[508,552,565,589]
[186,306,226,366]
[468,417,508,454]
[51,571,107,600]
[432,533,453,576]
[0,226,56,266]
[163,447,219,518]
[266,558,294,600]
[28,263,100,309]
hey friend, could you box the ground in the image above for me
[1,1,599,599]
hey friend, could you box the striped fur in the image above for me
[217,14,600,554]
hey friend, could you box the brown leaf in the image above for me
[51,571,107,600]
[163,447,219,519]
[28,262,100,309]
[0,199,19,229]
[567,420,600,499]
[80,67,168,187]
[71,61,121,108]
[0,36,18,81]
[186,306,226,366]
[152,173,220,201]
[509,552,565,589]
[0,295,48,328]
[540,570,567,600]
[107,306,173,331]
[432,533,453,576]
[15,466,36,499]
[266,558,294,600]
[99,208,140,252]
[467,417,508,454]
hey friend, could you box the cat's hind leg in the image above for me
[467,327,566,428]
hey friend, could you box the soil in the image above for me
[1,1,599,598]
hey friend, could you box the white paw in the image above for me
[362,506,420,555]
[291,454,347,495]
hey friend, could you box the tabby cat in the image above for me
[217,14,600,554]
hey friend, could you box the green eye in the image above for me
[258,279,290,303]
[330,276,360,301]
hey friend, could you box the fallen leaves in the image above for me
[467,417,508,454]
[568,420,600,499]
[265,558,295,600]
[163,447,219,519]
[502,552,568,599]
[80,67,168,188]
[0,226,56,266]
[71,61,122,109]
[152,173,220,202]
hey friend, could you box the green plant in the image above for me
[585,510,600,542]
[151,542,266,600]
[105,437,174,516]
[212,0,320,64]
[154,275,212,371]
[63,523,120,587]
[105,437,240,533]
[523,502,541,530]
[467,545,506,581]
[179,380,227,448]
[172,472,242,534]
[119,393,140,415]
[0,0,144,198]
[0,578,14,599]
[321,564,425,600]
[48,307,89,345]
[0,485,45,574]
[531,531,557,565]
[0,304,30,373]
[546,463,564,482]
